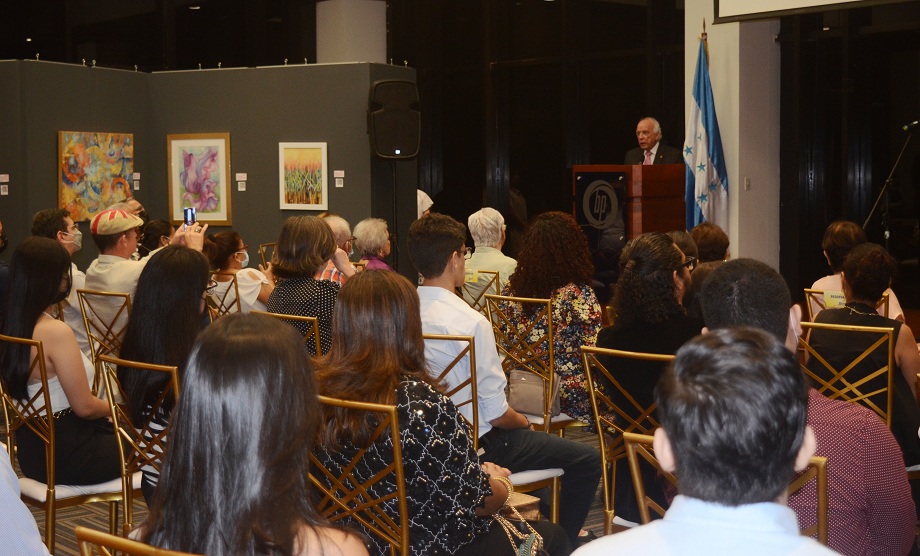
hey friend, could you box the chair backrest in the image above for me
[461,270,501,316]
[75,525,200,556]
[208,271,242,318]
[800,321,895,425]
[97,353,180,535]
[353,260,367,273]
[311,396,409,556]
[622,432,678,523]
[422,334,479,448]
[804,289,889,321]
[484,293,556,430]
[76,289,132,367]
[622,432,829,545]
[0,333,56,486]
[258,242,276,268]
[787,456,829,545]
[250,310,323,356]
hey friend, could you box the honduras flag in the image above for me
[684,37,728,231]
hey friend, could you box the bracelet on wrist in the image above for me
[492,475,514,496]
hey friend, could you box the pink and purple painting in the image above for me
[167,133,232,225]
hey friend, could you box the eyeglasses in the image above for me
[237,244,248,253]
[681,256,697,269]
[461,246,474,260]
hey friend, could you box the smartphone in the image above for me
[183,207,197,226]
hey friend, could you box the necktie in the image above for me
[643,150,652,165]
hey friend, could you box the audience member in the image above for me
[417,189,434,219]
[806,243,920,467]
[142,313,367,556]
[683,260,721,321]
[497,211,602,427]
[596,232,702,523]
[664,230,697,270]
[463,207,517,305]
[138,219,174,258]
[574,328,835,556]
[266,215,338,355]
[31,208,90,356]
[85,209,206,332]
[118,246,211,503]
[809,220,904,321]
[353,217,394,271]
[690,222,729,262]
[204,231,274,313]
[0,445,50,555]
[314,271,571,556]
[108,196,148,223]
[700,258,916,555]
[409,213,600,546]
[0,237,120,485]
[315,214,357,286]
[624,117,683,165]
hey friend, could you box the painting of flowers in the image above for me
[278,142,328,210]
[167,133,232,225]
[59,131,135,221]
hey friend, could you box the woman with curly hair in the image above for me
[498,211,602,427]
[596,231,702,524]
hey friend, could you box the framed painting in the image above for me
[167,133,232,225]
[278,142,328,210]
[59,131,135,221]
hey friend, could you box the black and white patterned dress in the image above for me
[313,380,492,556]
[266,276,338,355]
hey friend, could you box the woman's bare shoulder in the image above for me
[296,525,368,556]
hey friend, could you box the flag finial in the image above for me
[702,18,707,40]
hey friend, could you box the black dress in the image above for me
[266,276,338,355]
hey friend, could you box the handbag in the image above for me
[494,504,547,556]
[506,369,561,417]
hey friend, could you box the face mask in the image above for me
[237,251,250,268]
[62,230,83,251]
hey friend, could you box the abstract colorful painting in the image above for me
[167,133,232,225]
[59,131,135,221]
[278,142,328,210]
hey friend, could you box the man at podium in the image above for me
[624,117,683,165]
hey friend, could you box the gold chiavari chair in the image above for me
[800,321,895,425]
[581,346,674,533]
[77,289,132,372]
[422,333,564,524]
[804,289,889,321]
[258,242,276,269]
[75,526,199,556]
[461,270,501,316]
[311,396,409,556]
[98,354,178,535]
[250,310,323,356]
[353,260,367,273]
[485,293,583,436]
[0,334,123,553]
[208,271,242,318]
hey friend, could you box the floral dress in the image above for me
[313,380,492,556]
[498,282,602,426]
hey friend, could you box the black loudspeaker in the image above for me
[368,80,420,160]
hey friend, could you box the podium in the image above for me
[572,164,685,239]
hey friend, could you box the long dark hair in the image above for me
[139,219,174,258]
[509,211,594,299]
[118,246,209,423]
[143,313,328,555]
[315,271,439,449]
[612,232,684,330]
[0,237,72,400]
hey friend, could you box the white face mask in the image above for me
[61,230,83,251]
[237,251,250,268]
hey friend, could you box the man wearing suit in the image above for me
[624,117,684,165]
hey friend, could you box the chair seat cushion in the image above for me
[508,468,564,485]
[524,412,577,425]
[20,472,141,502]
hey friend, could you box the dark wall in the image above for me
[0,60,417,275]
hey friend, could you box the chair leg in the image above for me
[45,500,56,554]
[604,509,615,535]
[109,500,119,535]
[549,477,561,524]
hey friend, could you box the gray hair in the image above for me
[353,218,389,257]
[468,207,505,248]
[640,116,662,137]
[322,215,352,245]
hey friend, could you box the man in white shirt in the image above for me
[574,327,835,556]
[0,446,50,556]
[31,208,90,356]
[462,207,517,306]
[408,213,601,547]
[85,209,206,332]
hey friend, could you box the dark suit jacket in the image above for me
[624,143,683,165]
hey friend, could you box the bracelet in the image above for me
[492,475,514,496]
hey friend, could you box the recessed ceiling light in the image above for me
[189,5,201,9]
[25,38,32,42]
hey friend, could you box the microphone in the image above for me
[903,120,919,132]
